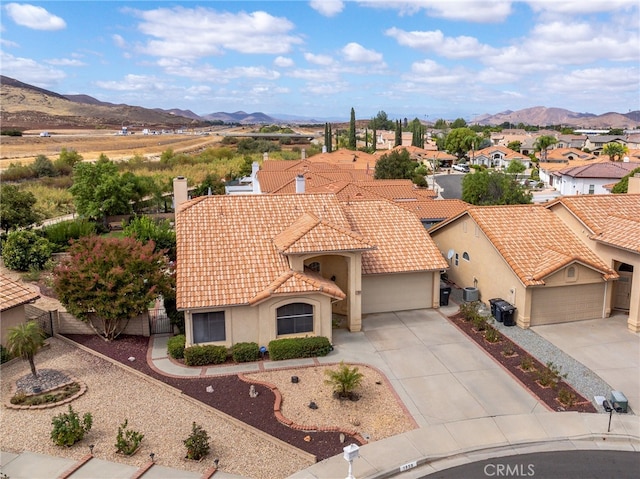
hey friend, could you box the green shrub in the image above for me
[184,344,228,366]
[484,325,501,342]
[115,419,144,455]
[50,405,93,447]
[183,422,211,460]
[324,361,364,399]
[0,345,10,363]
[44,219,97,251]
[268,336,332,361]
[535,361,567,389]
[1,230,53,271]
[1,129,23,136]
[167,334,186,359]
[558,388,577,407]
[231,342,260,363]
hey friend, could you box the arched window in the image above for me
[462,252,470,261]
[567,266,575,278]
[277,303,313,335]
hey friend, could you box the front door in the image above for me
[613,270,632,311]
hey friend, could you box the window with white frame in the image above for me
[277,303,313,335]
[588,184,595,194]
[192,311,225,343]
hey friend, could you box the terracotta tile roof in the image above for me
[474,145,529,161]
[176,194,446,309]
[263,170,356,194]
[273,212,375,254]
[543,148,596,162]
[558,161,640,179]
[547,194,640,252]
[0,274,40,312]
[340,200,449,274]
[398,199,469,222]
[248,270,345,305]
[465,205,617,286]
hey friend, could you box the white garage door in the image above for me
[531,283,605,326]
[361,272,432,314]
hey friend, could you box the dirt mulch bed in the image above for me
[446,314,597,413]
[63,334,359,461]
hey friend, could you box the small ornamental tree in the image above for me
[184,422,211,460]
[0,185,42,233]
[1,230,53,271]
[7,321,46,378]
[54,236,173,341]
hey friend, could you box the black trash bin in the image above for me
[498,301,516,326]
[489,298,504,321]
[439,282,451,306]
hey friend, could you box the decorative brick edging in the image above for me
[5,373,87,410]
[238,371,369,445]
[201,465,218,478]
[130,460,154,479]
[56,453,92,479]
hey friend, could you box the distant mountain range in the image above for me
[1,75,638,130]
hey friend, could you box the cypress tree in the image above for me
[348,107,357,150]
[395,120,402,147]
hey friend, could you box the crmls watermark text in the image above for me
[484,463,535,477]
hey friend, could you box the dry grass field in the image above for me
[0,130,229,168]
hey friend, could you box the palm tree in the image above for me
[533,135,558,162]
[324,361,364,399]
[602,142,628,162]
[7,321,46,378]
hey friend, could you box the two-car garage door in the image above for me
[530,283,605,326]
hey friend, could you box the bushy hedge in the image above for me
[184,344,228,366]
[44,219,97,252]
[231,342,260,363]
[167,334,186,359]
[268,336,332,361]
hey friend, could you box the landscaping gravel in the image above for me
[450,288,620,413]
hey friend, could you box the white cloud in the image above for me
[45,58,86,67]
[526,0,638,15]
[544,66,640,94]
[4,3,66,31]
[385,27,496,58]
[95,74,165,92]
[274,56,294,67]
[309,0,344,17]
[1,38,19,48]
[358,0,512,23]
[0,51,65,86]
[112,34,126,48]
[304,52,335,66]
[341,42,383,63]
[302,81,350,95]
[129,7,303,59]
[289,69,340,82]
[403,59,469,85]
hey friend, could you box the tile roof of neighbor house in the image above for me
[547,194,640,253]
[543,148,597,162]
[175,194,447,310]
[473,145,530,161]
[0,274,40,312]
[557,161,640,179]
[432,205,617,286]
[396,199,469,222]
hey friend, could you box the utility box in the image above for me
[611,390,628,413]
[463,287,479,302]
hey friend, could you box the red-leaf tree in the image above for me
[54,235,173,341]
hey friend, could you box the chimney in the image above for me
[263,152,269,162]
[251,161,259,178]
[173,176,188,212]
[301,148,306,160]
[295,174,305,194]
[629,173,640,194]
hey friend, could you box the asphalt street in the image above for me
[420,450,640,479]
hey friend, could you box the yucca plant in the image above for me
[324,361,364,400]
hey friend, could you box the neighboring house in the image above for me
[556,135,587,150]
[471,145,532,169]
[175,194,448,348]
[537,150,601,188]
[0,274,40,347]
[546,194,640,333]
[397,199,469,229]
[584,135,627,155]
[429,205,618,329]
[553,161,640,195]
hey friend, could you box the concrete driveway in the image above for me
[319,307,547,427]
[532,313,640,414]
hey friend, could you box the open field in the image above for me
[0,129,231,168]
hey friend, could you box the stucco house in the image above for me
[546,194,640,332]
[429,205,618,329]
[175,193,448,348]
[0,274,40,347]
[552,161,640,195]
[471,145,532,169]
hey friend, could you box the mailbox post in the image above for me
[343,443,360,479]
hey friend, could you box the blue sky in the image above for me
[2,1,639,121]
